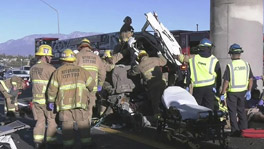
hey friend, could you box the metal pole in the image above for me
[39,0,60,34]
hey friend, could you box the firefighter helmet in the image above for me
[198,38,212,47]
[78,38,91,50]
[35,45,53,56]
[104,50,112,58]
[137,50,148,60]
[60,49,76,62]
[228,43,243,54]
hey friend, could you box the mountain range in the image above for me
[0,31,99,56]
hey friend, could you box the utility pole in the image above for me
[39,0,60,34]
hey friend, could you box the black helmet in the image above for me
[228,43,243,54]
[123,16,132,23]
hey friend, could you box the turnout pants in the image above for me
[193,85,215,110]
[147,79,166,115]
[32,103,57,143]
[59,109,91,148]
[227,91,248,132]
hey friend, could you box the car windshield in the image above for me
[13,70,27,74]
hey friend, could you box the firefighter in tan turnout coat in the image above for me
[30,44,57,148]
[74,38,106,122]
[47,49,96,149]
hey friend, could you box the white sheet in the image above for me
[162,86,212,120]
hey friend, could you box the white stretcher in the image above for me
[162,86,212,120]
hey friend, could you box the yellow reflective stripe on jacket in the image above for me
[35,94,44,98]
[7,108,16,112]
[34,135,44,141]
[32,98,46,104]
[190,55,218,87]
[81,66,98,72]
[32,80,49,84]
[59,83,86,90]
[59,102,87,111]
[11,82,17,86]
[228,60,249,92]
[50,79,59,87]
[0,80,9,93]
[49,96,56,102]
[86,76,93,87]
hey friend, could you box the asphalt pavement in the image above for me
[1,88,264,149]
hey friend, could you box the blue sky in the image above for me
[0,0,210,43]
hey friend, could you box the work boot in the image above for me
[35,142,44,149]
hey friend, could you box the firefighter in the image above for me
[220,43,253,136]
[102,50,124,72]
[120,16,134,43]
[130,50,167,119]
[74,38,106,139]
[98,50,124,115]
[188,38,221,110]
[47,49,96,149]
[30,44,57,148]
[0,76,26,117]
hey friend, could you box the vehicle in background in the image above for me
[20,65,30,74]
[3,69,30,82]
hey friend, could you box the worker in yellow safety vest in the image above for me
[188,38,221,110]
[220,43,253,137]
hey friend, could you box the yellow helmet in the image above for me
[78,38,91,49]
[137,50,148,60]
[60,49,76,62]
[35,44,53,56]
[104,50,112,58]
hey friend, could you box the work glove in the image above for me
[220,94,225,101]
[186,87,189,92]
[254,76,263,80]
[97,86,102,92]
[258,100,264,106]
[127,37,136,48]
[212,87,217,94]
[244,91,251,101]
[48,103,55,111]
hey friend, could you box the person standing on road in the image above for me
[0,76,27,118]
[30,44,57,148]
[220,43,253,136]
[74,38,106,143]
[47,49,96,149]
[188,38,221,110]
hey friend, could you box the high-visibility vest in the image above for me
[227,59,249,92]
[189,55,218,87]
